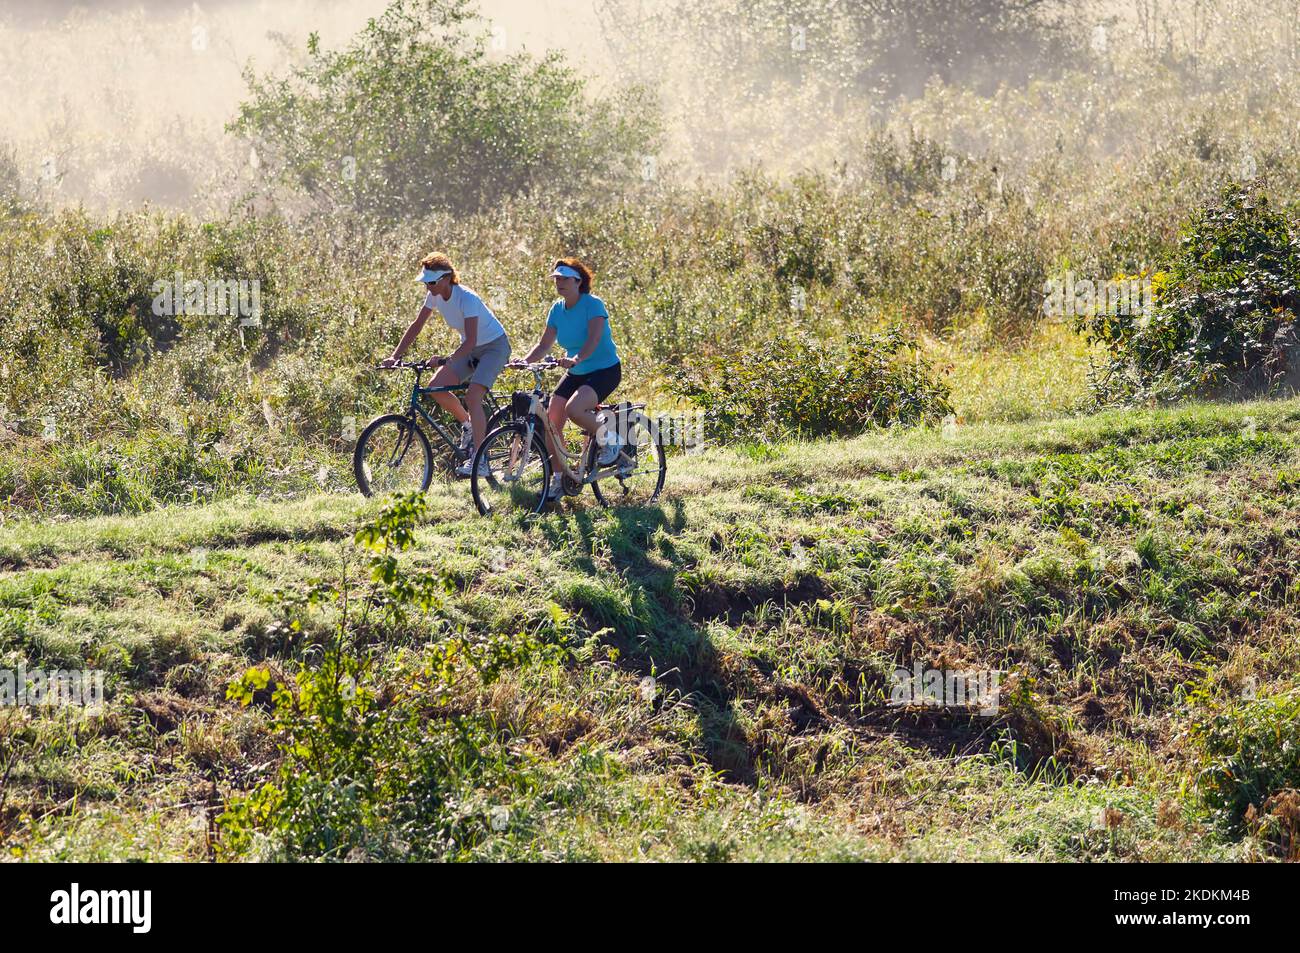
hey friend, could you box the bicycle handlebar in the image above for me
[377,358,446,371]
[378,357,559,374]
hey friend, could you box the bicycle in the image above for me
[353,358,510,497]
[469,358,666,515]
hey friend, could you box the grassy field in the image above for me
[3,393,1299,861]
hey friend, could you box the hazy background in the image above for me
[0,0,618,211]
[12,0,1284,212]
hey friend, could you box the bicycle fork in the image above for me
[513,416,537,482]
[387,415,417,469]
[516,400,563,485]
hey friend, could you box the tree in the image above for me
[0,145,29,217]
[230,0,661,218]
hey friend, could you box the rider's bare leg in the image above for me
[564,385,601,435]
[465,382,488,448]
[428,365,468,424]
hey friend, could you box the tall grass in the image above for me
[6,1,1300,516]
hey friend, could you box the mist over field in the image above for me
[0,0,628,208]
[0,0,615,210]
[3,1,1300,871]
[8,0,1294,212]
[0,0,1291,228]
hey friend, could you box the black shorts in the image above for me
[554,362,622,403]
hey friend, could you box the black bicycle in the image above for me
[353,359,511,497]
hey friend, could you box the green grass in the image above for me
[923,321,1101,423]
[3,396,1300,860]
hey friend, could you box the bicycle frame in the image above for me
[358,357,511,497]
[507,365,620,485]
[405,373,472,452]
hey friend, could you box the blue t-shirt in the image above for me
[546,293,619,375]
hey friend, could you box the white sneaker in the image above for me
[458,421,474,451]
[595,412,622,467]
[455,457,490,478]
[596,431,621,467]
[543,474,565,501]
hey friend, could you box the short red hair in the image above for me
[420,252,458,284]
[554,257,592,294]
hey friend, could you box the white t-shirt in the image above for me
[423,284,506,345]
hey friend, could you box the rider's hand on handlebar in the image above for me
[556,356,577,369]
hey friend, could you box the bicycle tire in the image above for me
[589,409,667,508]
[469,420,552,516]
[353,414,434,497]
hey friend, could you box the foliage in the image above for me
[10,7,1300,516]
[230,0,661,218]
[1190,686,1300,832]
[602,0,1084,136]
[668,326,953,442]
[5,397,1300,860]
[218,493,569,860]
[0,146,28,218]
[1079,185,1300,404]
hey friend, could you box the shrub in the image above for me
[604,0,1083,115]
[1190,686,1300,832]
[849,132,1050,340]
[0,145,27,217]
[230,0,661,218]
[668,325,953,443]
[0,428,271,517]
[218,494,567,860]
[1078,184,1300,404]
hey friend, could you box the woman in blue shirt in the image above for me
[519,257,623,500]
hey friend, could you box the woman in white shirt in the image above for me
[383,252,512,476]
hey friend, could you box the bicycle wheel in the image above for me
[470,421,552,516]
[590,410,666,508]
[353,414,434,497]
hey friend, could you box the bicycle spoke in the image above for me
[591,413,665,508]
[472,425,549,515]
[355,417,432,497]
[386,426,414,470]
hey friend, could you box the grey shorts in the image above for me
[447,334,511,388]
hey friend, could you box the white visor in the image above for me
[549,264,581,280]
[418,268,452,284]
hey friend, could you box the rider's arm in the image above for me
[522,326,558,363]
[448,316,478,361]
[560,317,605,368]
[386,305,432,362]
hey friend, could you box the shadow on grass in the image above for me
[537,498,760,784]
[537,498,1046,786]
